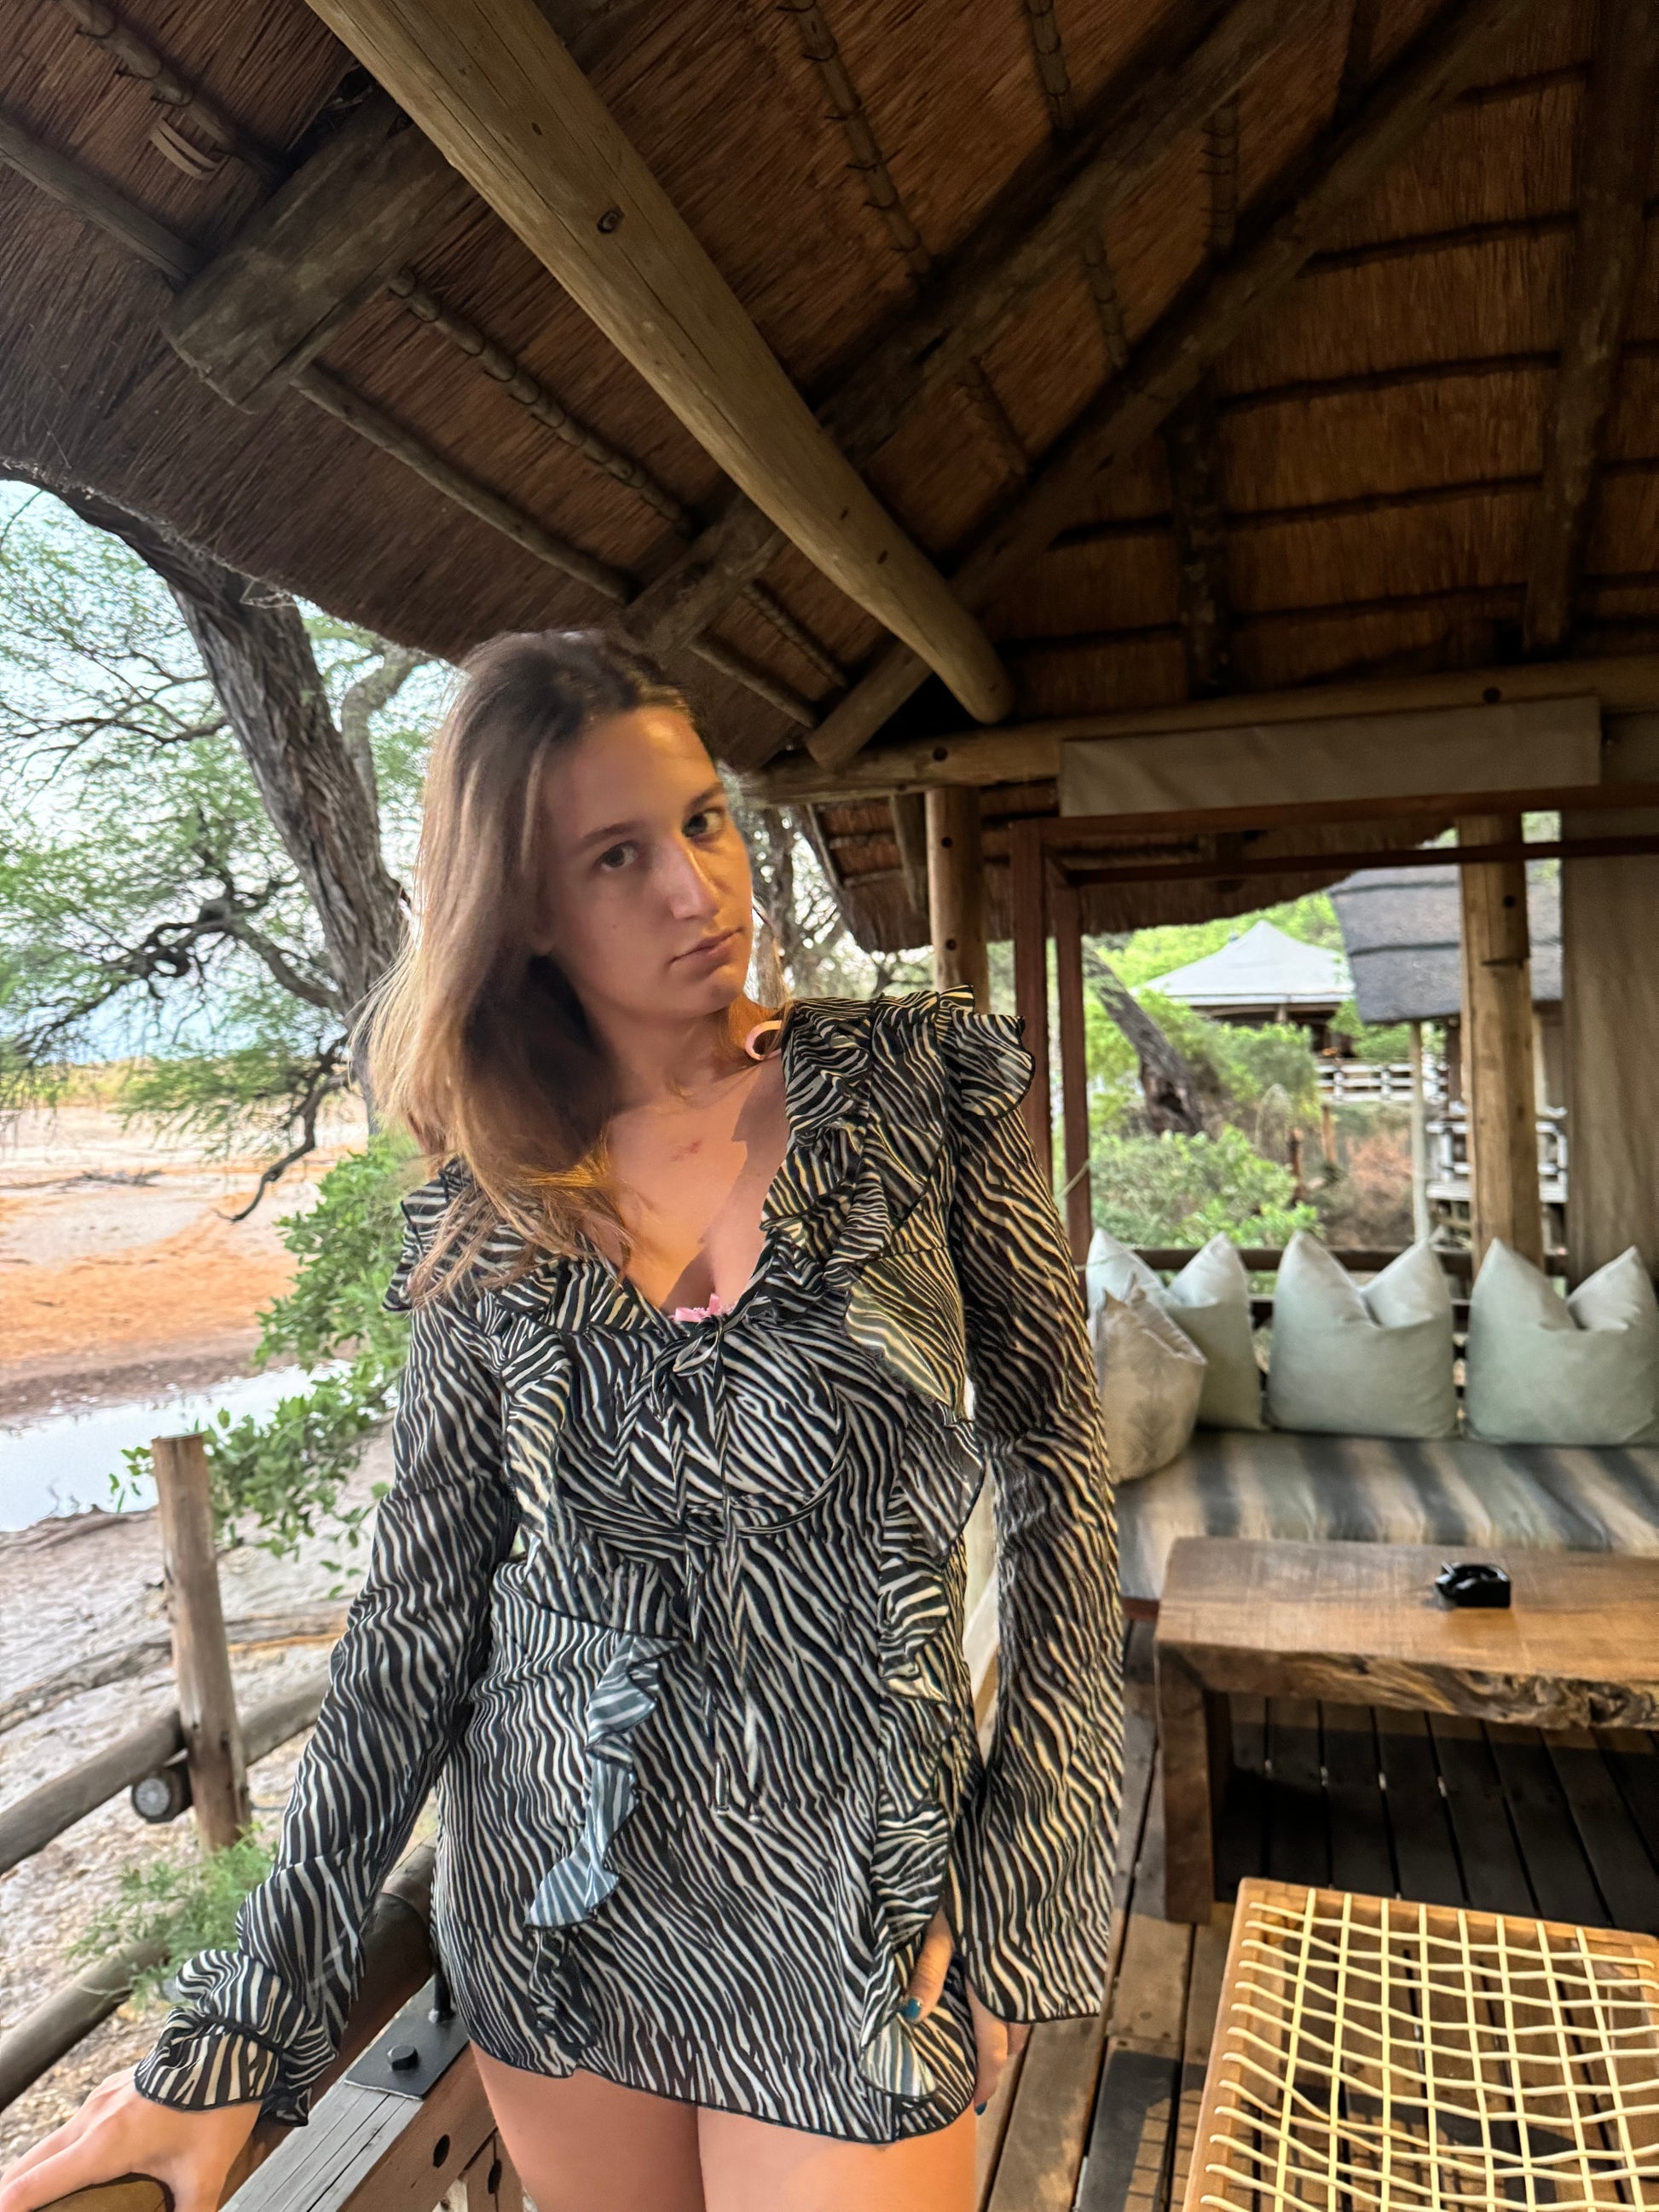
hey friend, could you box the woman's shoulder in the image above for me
[383,1159,530,1314]
[786,986,1033,1123]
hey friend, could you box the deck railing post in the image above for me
[150,1431,251,1850]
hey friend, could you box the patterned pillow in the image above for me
[1089,1280,1206,1482]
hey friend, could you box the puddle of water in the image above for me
[0,1367,315,1529]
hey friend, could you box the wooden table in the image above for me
[1154,1537,1659,1924]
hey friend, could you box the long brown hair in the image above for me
[360,628,757,1302]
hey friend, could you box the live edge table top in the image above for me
[1155,1537,1659,1730]
[1153,1538,1659,1922]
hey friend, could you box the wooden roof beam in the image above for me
[1520,0,1659,656]
[805,0,1549,771]
[300,0,1011,725]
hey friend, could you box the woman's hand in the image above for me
[904,1906,1031,2115]
[0,2066,259,2212]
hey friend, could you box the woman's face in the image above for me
[534,705,754,1029]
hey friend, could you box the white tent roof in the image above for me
[1145,919,1353,1012]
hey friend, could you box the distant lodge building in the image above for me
[1146,920,1354,1052]
[1145,879,1566,1246]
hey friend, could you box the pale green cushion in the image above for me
[1163,1234,1265,1431]
[1266,1232,1457,1440]
[1465,1241,1659,1447]
[1087,1228,1263,1430]
[1090,1281,1206,1483]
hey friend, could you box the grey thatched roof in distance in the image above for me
[1329,863,1562,1024]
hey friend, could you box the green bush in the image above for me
[66,1829,275,2010]
[1090,1124,1319,1250]
[112,1133,413,1571]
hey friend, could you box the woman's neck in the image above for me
[588,998,760,1113]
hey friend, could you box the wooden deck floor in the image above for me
[977,1624,1659,2212]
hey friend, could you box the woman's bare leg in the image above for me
[471,2048,705,2212]
[697,2101,976,2212]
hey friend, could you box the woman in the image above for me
[0,632,1122,2212]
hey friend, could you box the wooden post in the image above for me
[1408,1019,1432,1243]
[1052,878,1094,1261]
[1562,796,1659,1283]
[1457,816,1542,1268]
[1010,820,1053,1187]
[150,1434,250,1850]
[924,785,989,1010]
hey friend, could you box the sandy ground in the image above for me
[0,1437,408,2171]
[0,1099,417,2173]
[0,1100,367,1421]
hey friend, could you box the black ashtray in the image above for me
[1435,1560,1512,1609]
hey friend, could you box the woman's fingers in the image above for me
[901,1906,957,2024]
[965,1983,1031,2114]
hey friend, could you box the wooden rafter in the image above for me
[300,0,1013,723]
[778,0,1026,484]
[1164,381,1234,697]
[1337,0,1384,117]
[1521,0,1659,655]
[51,0,283,184]
[804,0,1548,771]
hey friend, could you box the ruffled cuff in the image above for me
[129,1949,337,2128]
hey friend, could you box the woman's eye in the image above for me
[597,843,633,871]
[685,807,721,838]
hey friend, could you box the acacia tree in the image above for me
[0,481,436,1199]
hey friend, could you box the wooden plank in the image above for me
[1523,0,1659,651]
[1458,815,1543,1267]
[1374,1707,1463,1907]
[803,0,1547,767]
[1321,1701,1395,1898]
[1598,1725,1659,1852]
[1546,1726,1659,1933]
[302,0,1012,725]
[152,1430,248,1849]
[1064,828,1659,891]
[985,1690,1157,2212]
[926,785,988,1009]
[1264,1695,1327,1891]
[1009,820,1052,1186]
[750,658,1659,804]
[163,94,474,408]
[1168,1912,1233,2212]
[1052,877,1092,1260]
[1427,1710,1535,1917]
[1486,1720,1609,1926]
[0,109,202,282]
[1077,1915,1193,2212]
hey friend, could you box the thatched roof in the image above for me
[3,0,1655,945]
[1148,918,1353,1014]
[1330,860,1563,1020]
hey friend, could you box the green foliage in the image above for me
[1142,994,1321,1119]
[1090,1124,1319,1250]
[1332,1000,1413,1062]
[112,1135,413,1570]
[66,1829,275,2010]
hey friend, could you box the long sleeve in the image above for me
[131,1276,516,2128]
[940,1001,1124,2021]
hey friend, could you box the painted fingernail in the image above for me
[974,2101,987,2116]
[900,1996,922,2021]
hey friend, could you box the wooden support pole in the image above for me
[1408,1019,1432,1243]
[150,1433,250,1850]
[1456,817,1542,1268]
[302,0,1012,725]
[1052,878,1094,1261]
[924,785,988,1010]
[1010,821,1053,1187]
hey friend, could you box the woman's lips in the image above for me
[673,927,740,966]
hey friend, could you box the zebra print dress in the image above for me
[131,989,1124,2145]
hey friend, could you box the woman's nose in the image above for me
[660,836,722,917]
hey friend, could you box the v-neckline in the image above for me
[605,1002,808,1328]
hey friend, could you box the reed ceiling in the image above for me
[0,0,1651,946]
